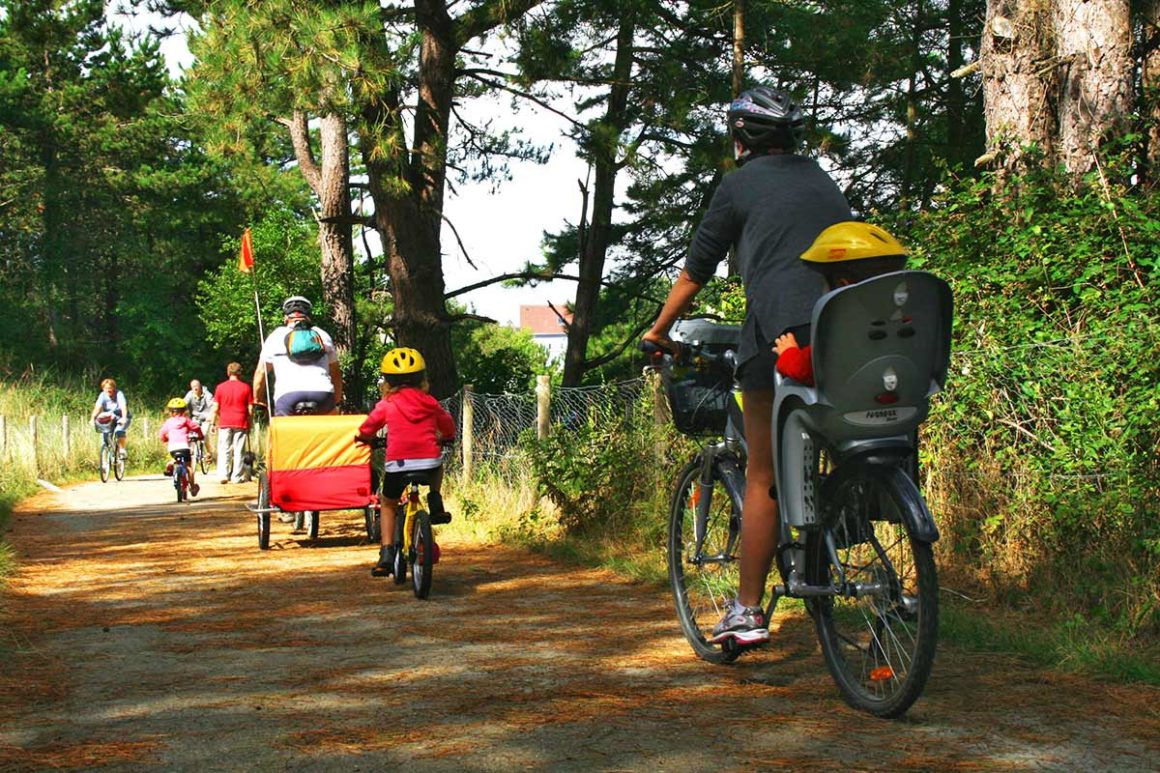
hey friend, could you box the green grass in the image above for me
[938,595,1160,685]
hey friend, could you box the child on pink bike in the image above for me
[160,397,203,497]
[356,347,456,577]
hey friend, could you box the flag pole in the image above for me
[239,228,273,409]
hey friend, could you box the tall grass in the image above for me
[0,373,171,576]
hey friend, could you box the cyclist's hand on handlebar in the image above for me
[640,329,681,361]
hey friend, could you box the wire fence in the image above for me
[440,377,650,469]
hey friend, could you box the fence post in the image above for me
[461,384,474,481]
[649,370,668,426]
[536,374,551,440]
[29,415,39,475]
[62,414,71,460]
[0,415,6,457]
[143,416,150,440]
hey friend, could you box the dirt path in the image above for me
[0,476,1157,772]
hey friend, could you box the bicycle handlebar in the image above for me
[640,339,736,371]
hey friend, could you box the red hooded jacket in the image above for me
[358,387,456,462]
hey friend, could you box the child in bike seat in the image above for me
[159,397,203,497]
[773,221,909,386]
[355,347,456,578]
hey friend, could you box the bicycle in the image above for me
[389,472,440,599]
[171,452,191,503]
[95,418,125,482]
[190,426,210,475]
[650,271,952,718]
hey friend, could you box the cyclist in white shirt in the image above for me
[252,296,344,416]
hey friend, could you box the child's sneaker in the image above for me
[371,545,395,577]
[164,461,174,477]
[189,483,200,497]
[427,492,451,524]
[710,598,769,645]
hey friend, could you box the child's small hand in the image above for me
[773,332,799,355]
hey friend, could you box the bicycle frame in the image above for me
[399,483,423,554]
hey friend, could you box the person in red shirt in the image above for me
[773,221,910,386]
[209,362,255,484]
[356,348,456,577]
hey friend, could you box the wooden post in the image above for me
[62,414,71,459]
[536,374,551,440]
[0,415,6,458]
[649,369,669,426]
[29,415,39,474]
[461,384,474,481]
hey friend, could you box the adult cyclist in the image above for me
[252,296,344,417]
[643,86,852,646]
[183,379,215,460]
[90,377,132,460]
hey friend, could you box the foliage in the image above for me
[195,207,322,370]
[885,158,1160,639]
[522,392,691,537]
[452,323,549,394]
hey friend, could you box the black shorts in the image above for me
[170,449,192,464]
[382,465,442,500]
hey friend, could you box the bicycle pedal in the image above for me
[429,511,452,525]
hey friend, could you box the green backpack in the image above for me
[285,322,326,364]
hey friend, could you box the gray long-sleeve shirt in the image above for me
[684,154,851,366]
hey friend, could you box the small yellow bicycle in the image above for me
[390,472,439,599]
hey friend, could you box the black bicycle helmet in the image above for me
[282,295,312,318]
[728,87,803,157]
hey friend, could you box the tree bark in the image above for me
[1139,0,1160,177]
[980,0,1055,169]
[286,111,356,362]
[561,12,635,386]
[1051,0,1132,175]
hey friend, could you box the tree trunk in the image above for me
[1051,0,1132,176]
[561,13,635,386]
[980,0,1055,169]
[1138,0,1160,177]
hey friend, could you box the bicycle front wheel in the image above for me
[114,448,125,481]
[668,456,743,664]
[196,440,209,475]
[807,465,939,718]
[99,443,111,483]
[410,510,433,599]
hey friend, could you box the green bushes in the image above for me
[889,162,1160,640]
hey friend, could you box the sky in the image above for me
[113,7,590,327]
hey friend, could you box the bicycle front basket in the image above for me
[663,365,733,435]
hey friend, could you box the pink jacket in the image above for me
[160,416,202,450]
[358,387,456,462]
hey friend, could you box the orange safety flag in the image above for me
[238,228,254,273]
[268,414,372,512]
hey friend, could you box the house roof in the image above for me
[519,305,572,335]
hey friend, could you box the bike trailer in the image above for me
[268,414,372,512]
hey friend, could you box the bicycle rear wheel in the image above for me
[364,506,381,543]
[174,466,187,502]
[410,510,433,599]
[256,472,271,550]
[668,456,743,664]
[807,465,939,718]
[99,442,111,482]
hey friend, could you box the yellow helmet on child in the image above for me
[166,397,187,410]
[381,347,426,375]
[800,221,908,264]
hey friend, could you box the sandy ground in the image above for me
[0,475,1157,772]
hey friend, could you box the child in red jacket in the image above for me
[356,347,456,577]
[773,221,910,386]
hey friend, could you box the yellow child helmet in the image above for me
[166,397,188,411]
[801,221,908,265]
[381,347,426,375]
